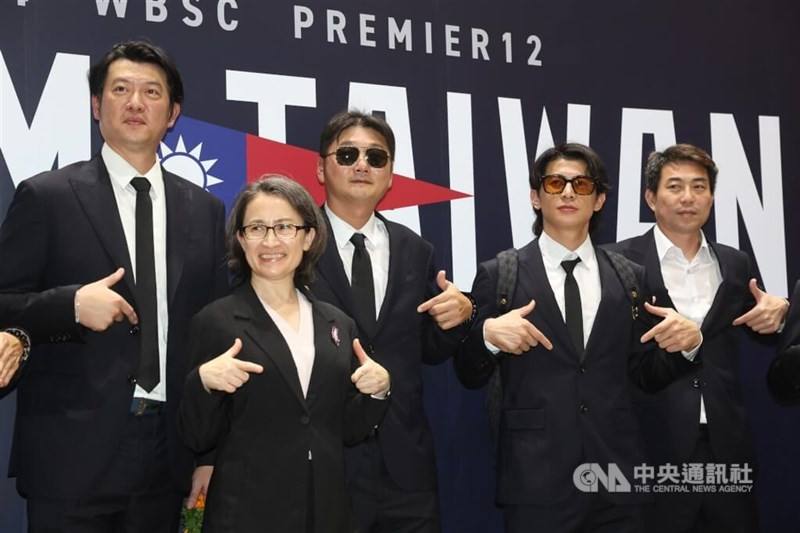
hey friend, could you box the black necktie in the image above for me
[561,258,584,356]
[130,177,159,392]
[350,233,376,335]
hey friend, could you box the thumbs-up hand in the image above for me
[74,267,138,331]
[350,339,390,396]
[640,302,701,353]
[198,338,264,394]
[484,299,553,355]
[732,278,789,334]
[416,270,473,330]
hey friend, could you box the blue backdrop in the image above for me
[1,1,799,531]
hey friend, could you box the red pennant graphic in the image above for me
[244,134,470,210]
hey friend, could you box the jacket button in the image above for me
[579,403,589,413]
[127,375,137,385]
[129,325,140,335]
[692,378,701,389]
[300,415,310,425]
[579,366,586,374]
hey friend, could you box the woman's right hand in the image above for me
[198,338,264,393]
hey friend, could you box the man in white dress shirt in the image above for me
[454,143,691,532]
[0,41,228,532]
[609,143,789,533]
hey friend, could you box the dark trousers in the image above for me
[349,438,440,533]
[505,494,644,533]
[26,411,182,533]
[645,426,759,533]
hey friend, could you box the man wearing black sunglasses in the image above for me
[607,144,788,533]
[454,143,691,532]
[308,110,475,533]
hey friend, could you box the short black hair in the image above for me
[319,110,395,160]
[88,40,184,107]
[227,176,328,287]
[644,144,718,194]
[529,143,610,236]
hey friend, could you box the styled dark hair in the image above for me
[644,144,718,194]
[319,110,396,160]
[226,176,328,287]
[529,143,610,236]
[88,40,184,107]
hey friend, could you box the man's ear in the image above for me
[167,102,181,128]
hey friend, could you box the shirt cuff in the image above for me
[681,331,703,362]
[482,321,501,354]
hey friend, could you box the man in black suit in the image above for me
[608,144,788,533]
[767,280,800,403]
[0,41,227,532]
[308,110,474,532]
[454,143,691,533]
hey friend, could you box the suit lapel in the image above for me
[69,156,135,295]
[317,211,360,319]
[584,251,619,361]
[517,241,575,358]
[701,242,744,337]
[164,171,189,306]
[374,212,399,335]
[237,284,307,411]
[306,297,341,410]
[640,230,674,308]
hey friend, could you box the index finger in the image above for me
[417,292,447,313]
[523,321,553,350]
[118,297,139,325]
[235,360,264,374]
[732,307,758,326]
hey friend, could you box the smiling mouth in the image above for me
[258,253,285,262]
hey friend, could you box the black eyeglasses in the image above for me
[239,223,311,241]
[325,146,391,168]
[541,174,598,195]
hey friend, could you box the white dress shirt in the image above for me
[103,143,169,402]
[485,232,602,352]
[325,205,390,319]
[259,290,316,397]
[653,224,722,424]
[537,231,602,347]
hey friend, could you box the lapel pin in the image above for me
[331,324,341,346]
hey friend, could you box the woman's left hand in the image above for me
[350,339,390,396]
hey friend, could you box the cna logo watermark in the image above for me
[573,463,754,494]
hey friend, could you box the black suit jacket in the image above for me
[0,155,228,499]
[454,239,690,505]
[308,211,468,491]
[767,279,800,403]
[608,229,764,466]
[178,283,388,533]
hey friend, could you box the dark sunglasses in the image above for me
[542,174,598,195]
[326,146,391,168]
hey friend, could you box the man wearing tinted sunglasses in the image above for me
[454,143,691,532]
[310,110,475,533]
[607,144,788,533]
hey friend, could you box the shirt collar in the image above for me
[102,143,164,199]
[538,230,596,270]
[653,224,713,264]
[324,204,382,250]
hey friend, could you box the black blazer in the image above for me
[178,283,389,533]
[767,279,800,403]
[454,239,690,506]
[607,229,766,465]
[308,211,468,491]
[0,155,228,499]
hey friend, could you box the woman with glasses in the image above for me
[178,176,391,533]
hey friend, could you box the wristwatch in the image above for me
[4,328,31,362]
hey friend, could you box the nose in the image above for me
[353,151,371,172]
[261,227,281,245]
[126,90,145,111]
[561,180,577,199]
